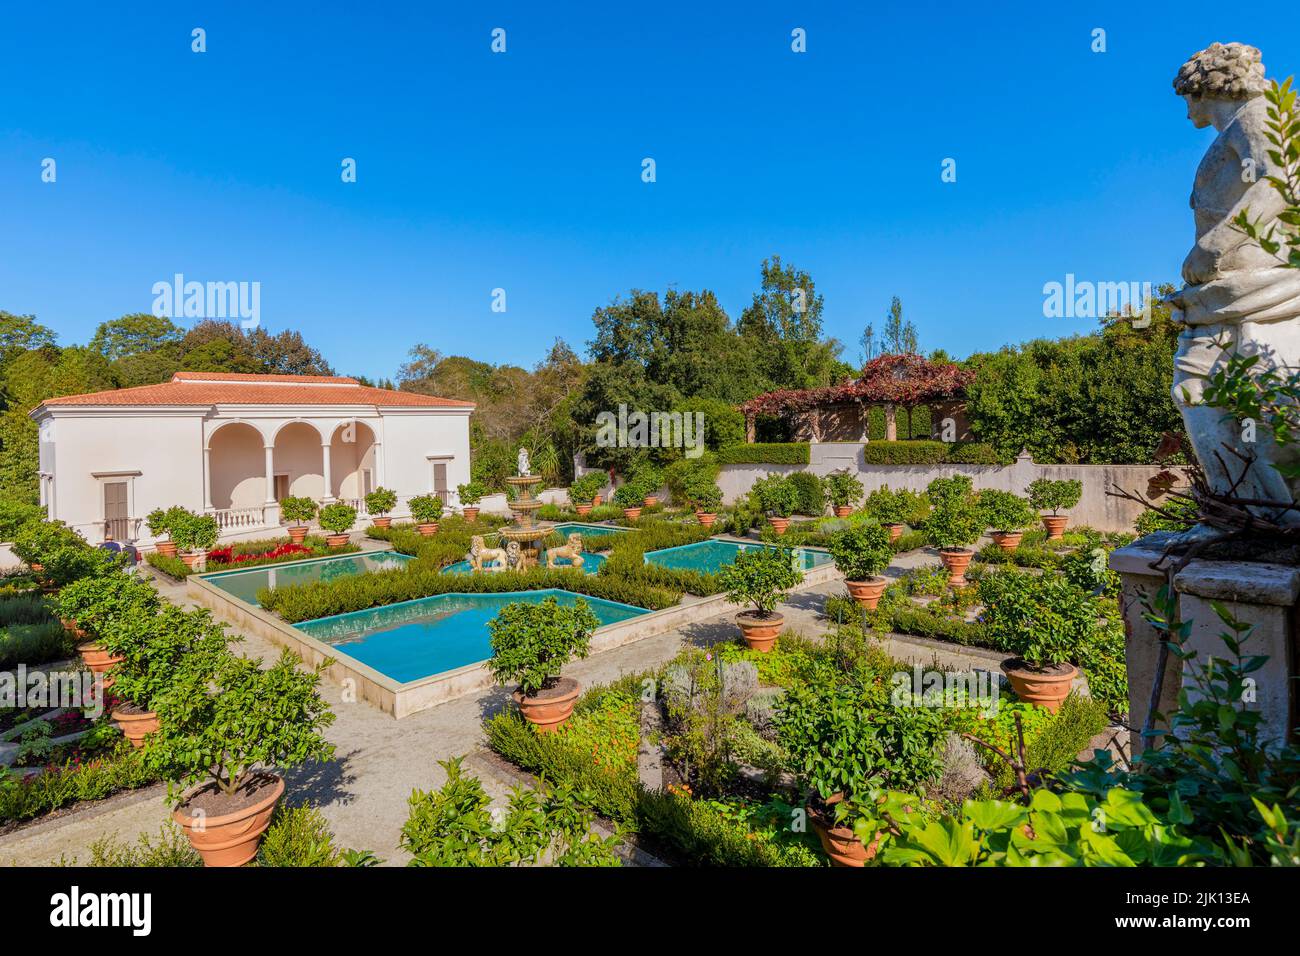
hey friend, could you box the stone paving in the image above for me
[1,534,1071,866]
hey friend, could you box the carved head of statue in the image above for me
[1174,42,1268,128]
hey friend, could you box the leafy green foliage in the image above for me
[101,603,231,712]
[1134,494,1199,535]
[861,441,1002,465]
[787,472,825,516]
[862,485,928,526]
[922,476,982,549]
[167,509,219,553]
[977,569,1096,669]
[406,493,443,524]
[748,473,800,517]
[827,522,892,581]
[568,472,605,504]
[718,546,803,616]
[456,480,489,505]
[976,489,1035,532]
[0,741,160,825]
[1026,478,1082,515]
[278,495,318,525]
[486,596,599,696]
[823,470,864,509]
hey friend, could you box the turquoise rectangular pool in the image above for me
[644,539,833,573]
[294,589,648,683]
[201,551,413,606]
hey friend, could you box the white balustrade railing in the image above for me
[208,506,266,531]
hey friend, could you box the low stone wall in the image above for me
[717,446,1167,533]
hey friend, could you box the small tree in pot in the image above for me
[568,473,604,516]
[612,482,644,520]
[922,476,982,587]
[318,502,357,548]
[145,507,181,557]
[629,460,664,508]
[487,596,599,733]
[103,603,230,748]
[978,570,1087,712]
[828,522,893,610]
[146,648,336,866]
[976,489,1035,552]
[686,477,723,527]
[825,470,865,517]
[408,493,444,535]
[1026,478,1082,541]
[457,481,488,521]
[364,487,398,529]
[169,509,219,569]
[279,496,318,545]
[55,573,159,680]
[718,546,803,651]
[749,473,799,534]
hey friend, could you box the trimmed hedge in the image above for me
[716,443,810,466]
[259,564,679,622]
[860,441,1004,466]
[598,521,722,597]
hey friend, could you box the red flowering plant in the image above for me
[740,353,972,417]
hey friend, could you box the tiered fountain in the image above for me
[496,448,554,569]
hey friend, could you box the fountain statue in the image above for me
[517,446,531,477]
[1166,42,1300,528]
[492,447,555,569]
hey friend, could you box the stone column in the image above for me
[744,412,756,444]
[263,445,276,504]
[1109,539,1179,756]
[321,442,334,503]
[203,447,213,510]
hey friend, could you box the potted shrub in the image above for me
[613,483,644,520]
[629,461,664,508]
[717,546,803,652]
[318,502,357,548]
[56,574,159,684]
[686,476,723,528]
[1027,478,1083,540]
[922,476,982,587]
[104,603,229,748]
[568,473,604,517]
[364,487,398,529]
[976,488,1035,552]
[146,508,177,557]
[12,519,83,575]
[408,493,443,535]
[829,522,893,610]
[980,571,1084,712]
[279,495,318,545]
[487,596,599,733]
[825,470,864,518]
[457,481,488,521]
[863,486,912,543]
[146,648,335,866]
[169,509,219,570]
[750,473,798,535]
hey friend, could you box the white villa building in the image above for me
[30,371,474,548]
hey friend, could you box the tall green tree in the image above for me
[737,255,850,390]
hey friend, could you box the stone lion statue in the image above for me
[469,535,508,572]
[505,541,523,569]
[545,532,585,570]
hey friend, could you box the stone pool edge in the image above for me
[187,558,843,720]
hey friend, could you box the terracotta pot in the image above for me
[513,677,581,733]
[990,530,1023,553]
[833,505,854,518]
[417,522,439,536]
[174,773,285,867]
[938,548,974,587]
[695,511,717,527]
[325,533,351,548]
[884,523,904,543]
[154,541,178,558]
[112,706,161,748]
[1001,658,1078,712]
[462,507,480,522]
[371,516,392,529]
[59,617,86,639]
[1041,515,1069,540]
[180,551,205,569]
[736,610,783,652]
[623,507,643,520]
[79,643,124,687]
[644,495,659,508]
[767,516,790,535]
[809,794,877,867]
[28,561,43,573]
[575,504,592,516]
[844,576,888,611]
[286,526,309,545]
[591,495,602,507]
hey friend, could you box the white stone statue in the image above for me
[1166,42,1300,527]
[517,447,531,477]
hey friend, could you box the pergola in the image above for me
[739,353,973,443]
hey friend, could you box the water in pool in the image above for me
[294,589,647,683]
[644,539,832,573]
[201,551,413,605]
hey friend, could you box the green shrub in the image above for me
[827,523,892,581]
[0,622,74,668]
[1026,478,1083,516]
[487,596,599,696]
[943,442,1004,465]
[102,603,231,713]
[407,494,444,524]
[861,441,947,465]
[787,472,825,516]
[81,825,202,867]
[1134,495,1198,535]
[12,520,85,567]
[0,500,44,542]
[457,481,489,505]
[257,805,348,867]
[364,487,398,517]
[279,496,318,526]
[976,489,1035,532]
[718,546,803,616]
[169,510,219,554]
[612,484,643,509]
[716,443,810,465]
[0,742,160,825]
[318,503,357,535]
[568,472,605,505]
[824,470,864,509]
[977,569,1096,669]
[989,694,1110,790]
[923,476,982,549]
[862,485,928,526]
[749,473,799,518]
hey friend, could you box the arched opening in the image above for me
[273,421,326,501]
[208,422,266,510]
[329,420,378,503]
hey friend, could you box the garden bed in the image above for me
[144,535,360,579]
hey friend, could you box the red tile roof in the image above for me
[37,373,475,410]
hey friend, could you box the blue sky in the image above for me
[2,1,1297,381]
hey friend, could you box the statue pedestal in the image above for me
[1110,533,1299,755]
